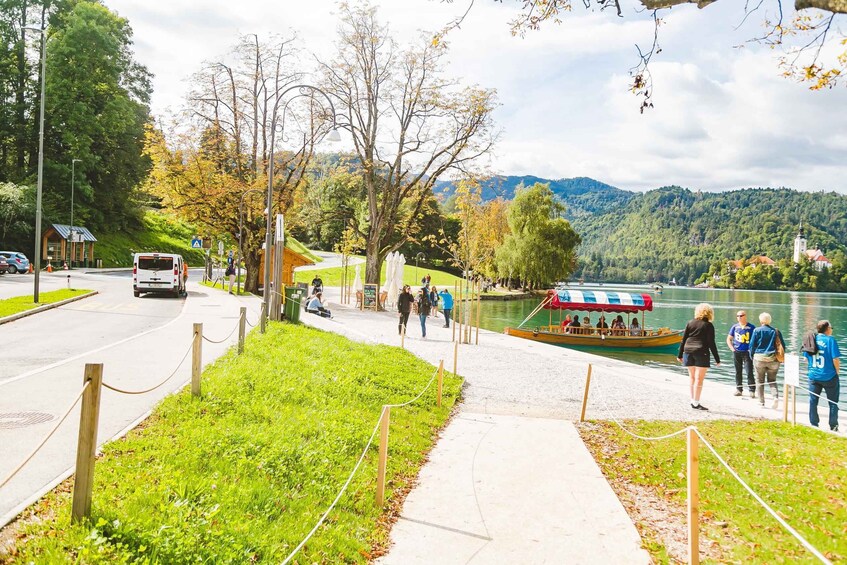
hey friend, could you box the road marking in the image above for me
[0,298,188,389]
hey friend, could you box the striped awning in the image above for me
[545,290,653,313]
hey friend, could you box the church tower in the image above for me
[793,221,807,264]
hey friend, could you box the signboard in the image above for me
[363,284,379,310]
[218,240,224,256]
[191,237,202,249]
[784,353,801,387]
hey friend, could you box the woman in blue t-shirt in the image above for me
[803,319,841,431]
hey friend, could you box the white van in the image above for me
[133,252,185,298]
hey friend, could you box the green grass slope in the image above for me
[2,323,461,563]
[95,212,207,267]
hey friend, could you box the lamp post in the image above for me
[24,25,46,302]
[70,158,81,267]
[261,84,340,329]
[237,188,264,295]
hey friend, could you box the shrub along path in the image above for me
[0,324,461,563]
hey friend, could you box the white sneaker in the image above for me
[772,398,779,409]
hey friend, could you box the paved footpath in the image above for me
[301,287,786,564]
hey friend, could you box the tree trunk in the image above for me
[244,249,261,294]
[365,235,383,286]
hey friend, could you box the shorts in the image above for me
[682,351,710,368]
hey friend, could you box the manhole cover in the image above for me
[0,412,55,429]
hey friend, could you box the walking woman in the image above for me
[678,303,721,411]
[749,312,786,408]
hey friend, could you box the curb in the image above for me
[0,290,99,326]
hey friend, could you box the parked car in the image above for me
[0,251,29,274]
[0,256,8,274]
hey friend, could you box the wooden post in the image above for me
[580,364,593,422]
[437,360,444,407]
[260,301,267,333]
[238,307,246,354]
[475,280,481,345]
[453,339,458,377]
[687,427,700,565]
[376,406,390,507]
[192,323,202,397]
[456,282,462,343]
[792,385,797,425]
[783,384,789,423]
[72,363,103,522]
[452,282,457,342]
[401,324,406,349]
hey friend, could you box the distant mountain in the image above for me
[571,186,847,285]
[434,175,634,217]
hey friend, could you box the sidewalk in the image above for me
[299,287,789,563]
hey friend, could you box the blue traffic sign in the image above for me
[191,237,202,249]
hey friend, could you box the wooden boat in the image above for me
[504,289,682,350]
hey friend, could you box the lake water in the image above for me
[476,284,847,408]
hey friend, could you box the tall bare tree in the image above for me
[320,3,497,285]
[150,34,333,292]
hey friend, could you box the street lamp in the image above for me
[262,84,341,329]
[24,24,46,302]
[69,158,81,267]
[237,188,264,295]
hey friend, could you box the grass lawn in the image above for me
[96,212,207,268]
[1,324,462,564]
[0,289,92,318]
[580,420,847,564]
[296,258,463,289]
[199,278,254,296]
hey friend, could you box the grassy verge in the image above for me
[0,289,92,318]
[198,278,254,296]
[296,258,462,289]
[580,420,847,563]
[95,211,207,268]
[2,323,462,563]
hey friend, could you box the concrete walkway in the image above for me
[298,286,793,564]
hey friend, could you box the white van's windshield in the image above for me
[138,257,174,271]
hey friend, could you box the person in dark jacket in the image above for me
[397,285,414,335]
[749,312,786,408]
[417,288,432,338]
[678,303,721,411]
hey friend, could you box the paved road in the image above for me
[0,269,262,526]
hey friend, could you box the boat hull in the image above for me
[504,326,683,350]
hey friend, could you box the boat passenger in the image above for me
[560,314,572,331]
[629,318,642,336]
[566,315,581,334]
[611,315,626,335]
[596,316,610,335]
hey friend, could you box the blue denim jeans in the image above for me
[809,377,840,430]
[419,313,427,337]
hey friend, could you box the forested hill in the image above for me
[435,175,633,217]
[570,186,847,285]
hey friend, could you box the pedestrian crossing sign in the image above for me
[191,237,202,249]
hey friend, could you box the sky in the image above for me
[103,0,847,193]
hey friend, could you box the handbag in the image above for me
[774,330,785,363]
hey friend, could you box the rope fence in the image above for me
[579,361,834,565]
[101,341,194,395]
[0,383,89,490]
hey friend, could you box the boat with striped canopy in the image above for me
[504,289,683,349]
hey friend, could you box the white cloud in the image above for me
[105,0,847,193]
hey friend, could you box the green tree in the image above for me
[495,183,580,288]
[42,1,152,231]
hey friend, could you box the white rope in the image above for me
[0,383,88,489]
[202,320,241,344]
[281,364,443,563]
[386,366,439,409]
[102,341,193,395]
[694,429,832,565]
[281,414,382,564]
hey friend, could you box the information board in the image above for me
[363,283,378,310]
[784,353,800,387]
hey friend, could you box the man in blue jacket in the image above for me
[803,319,841,432]
[438,288,453,328]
